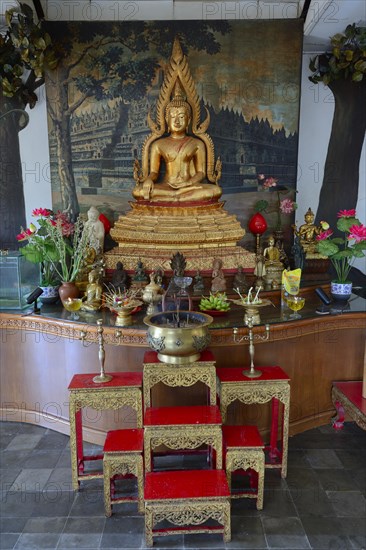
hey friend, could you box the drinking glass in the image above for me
[286,295,305,320]
[63,298,83,320]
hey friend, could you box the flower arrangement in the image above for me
[316,209,366,283]
[254,174,297,231]
[17,208,90,284]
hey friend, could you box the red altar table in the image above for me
[332,381,366,431]
[143,404,223,471]
[144,469,231,546]
[216,366,290,478]
[68,371,143,490]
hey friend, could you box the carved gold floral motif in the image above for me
[144,500,231,547]
[103,453,144,515]
[225,448,265,510]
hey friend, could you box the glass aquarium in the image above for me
[0,251,40,309]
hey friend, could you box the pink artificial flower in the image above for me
[32,208,52,217]
[280,198,295,214]
[257,174,265,181]
[348,224,366,243]
[25,227,35,236]
[16,231,27,241]
[337,209,356,218]
[263,177,278,189]
[54,212,74,237]
[316,229,333,241]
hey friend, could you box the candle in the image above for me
[253,286,261,303]
[247,287,253,303]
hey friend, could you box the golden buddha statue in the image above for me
[263,235,284,289]
[80,269,103,311]
[107,36,254,273]
[132,83,222,203]
[293,207,322,256]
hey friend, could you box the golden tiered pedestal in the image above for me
[106,200,255,271]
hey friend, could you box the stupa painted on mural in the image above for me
[105,37,254,272]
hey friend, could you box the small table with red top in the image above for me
[217,366,290,478]
[68,371,143,490]
[143,404,223,472]
[144,469,231,547]
[142,350,217,410]
[332,381,366,431]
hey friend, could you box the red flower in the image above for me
[316,229,333,241]
[348,224,366,243]
[337,209,356,218]
[32,208,52,217]
[16,231,27,241]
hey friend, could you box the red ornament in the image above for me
[248,212,267,235]
[99,213,111,234]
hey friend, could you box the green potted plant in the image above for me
[17,208,90,304]
[316,209,366,300]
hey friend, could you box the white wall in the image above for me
[17,29,366,276]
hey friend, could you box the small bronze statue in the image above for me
[193,270,205,295]
[112,261,128,292]
[211,258,226,293]
[133,260,148,282]
[232,266,247,294]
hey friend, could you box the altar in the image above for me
[1,286,365,445]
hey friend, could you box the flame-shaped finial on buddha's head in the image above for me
[165,81,192,122]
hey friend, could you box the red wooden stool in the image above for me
[144,469,231,547]
[143,405,223,471]
[223,425,265,510]
[103,429,144,516]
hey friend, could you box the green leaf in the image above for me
[352,71,364,82]
[337,217,356,232]
[317,240,339,256]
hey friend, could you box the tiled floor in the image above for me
[0,420,365,549]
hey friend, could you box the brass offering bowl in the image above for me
[143,311,213,364]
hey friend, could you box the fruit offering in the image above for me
[199,292,230,312]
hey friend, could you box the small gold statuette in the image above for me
[292,207,323,257]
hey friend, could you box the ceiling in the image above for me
[1,0,365,52]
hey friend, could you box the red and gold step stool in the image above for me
[144,469,231,547]
[142,350,217,410]
[68,372,143,490]
[103,428,144,516]
[143,405,223,472]
[217,366,290,478]
[223,425,265,510]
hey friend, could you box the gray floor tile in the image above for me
[0,533,20,549]
[315,467,360,492]
[8,468,52,492]
[57,533,102,549]
[226,516,267,549]
[290,487,336,517]
[262,516,311,549]
[301,516,351,549]
[305,449,344,469]
[63,516,105,533]
[5,434,43,452]
[22,516,66,533]
[326,490,366,517]
[13,532,60,549]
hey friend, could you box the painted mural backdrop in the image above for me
[45,20,302,247]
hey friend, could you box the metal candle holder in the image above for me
[93,319,113,384]
[233,317,270,378]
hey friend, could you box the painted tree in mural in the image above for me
[46,21,231,221]
[0,3,57,249]
[309,24,366,234]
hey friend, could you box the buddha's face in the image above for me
[167,106,190,134]
[305,214,314,224]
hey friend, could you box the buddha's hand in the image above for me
[142,178,154,200]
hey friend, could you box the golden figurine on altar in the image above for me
[263,235,284,289]
[292,207,322,256]
[108,36,254,272]
[132,38,222,203]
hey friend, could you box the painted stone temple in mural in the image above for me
[102,37,258,271]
